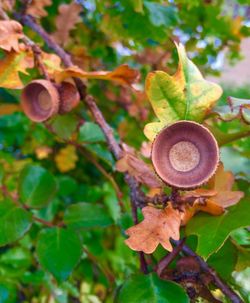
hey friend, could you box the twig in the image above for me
[156,238,186,277]
[177,242,243,303]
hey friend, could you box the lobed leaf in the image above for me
[125,205,181,254]
[54,64,140,86]
[0,20,23,52]
[144,43,222,141]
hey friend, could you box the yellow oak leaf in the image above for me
[125,205,181,254]
[0,50,34,89]
[55,145,78,173]
[27,0,52,18]
[144,43,223,141]
[54,64,140,86]
[53,1,82,45]
[0,20,23,52]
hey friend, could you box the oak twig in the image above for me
[156,238,186,277]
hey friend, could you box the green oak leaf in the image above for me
[19,165,57,208]
[144,43,222,141]
[117,273,189,303]
[186,198,250,259]
[36,227,82,282]
[0,199,32,247]
[64,202,113,229]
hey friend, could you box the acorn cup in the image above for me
[151,121,219,190]
[58,82,80,114]
[21,80,80,122]
[21,80,60,122]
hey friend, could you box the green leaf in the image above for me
[144,43,222,141]
[19,165,57,208]
[186,198,250,259]
[50,115,78,140]
[207,240,237,280]
[64,202,113,229]
[85,143,114,166]
[117,273,189,303]
[144,2,178,27]
[36,227,82,282]
[0,281,17,303]
[0,199,32,246]
[78,122,105,143]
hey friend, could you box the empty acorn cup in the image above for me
[151,121,219,189]
[21,80,60,122]
[58,82,80,114]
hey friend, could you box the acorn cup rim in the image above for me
[151,120,220,190]
[21,79,60,122]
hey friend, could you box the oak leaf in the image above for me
[54,64,140,86]
[116,147,161,188]
[0,0,15,11]
[181,164,244,225]
[0,20,23,52]
[42,52,62,76]
[27,0,52,18]
[53,1,82,45]
[144,43,223,141]
[125,205,181,254]
[0,50,34,89]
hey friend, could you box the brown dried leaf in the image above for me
[125,205,181,254]
[116,151,161,188]
[53,1,82,45]
[0,20,23,52]
[54,64,140,86]
[1,0,15,11]
[207,163,244,208]
[0,50,34,89]
[181,163,244,225]
[27,0,52,18]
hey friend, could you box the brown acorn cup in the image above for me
[151,121,219,189]
[21,80,60,122]
[58,82,80,114]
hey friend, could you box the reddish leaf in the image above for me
[27,0,52,18]
[53,1,82,46]
[125,205,181,254]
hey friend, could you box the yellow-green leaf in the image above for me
[144,43,223,141]
[0,50,34,89]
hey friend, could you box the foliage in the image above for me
[0,0,249,302]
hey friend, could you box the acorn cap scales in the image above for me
[151,121,219,189]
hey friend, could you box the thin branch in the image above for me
[156,238,186,277]
[177,242,243,303]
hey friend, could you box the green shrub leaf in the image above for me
[36,227,82,282]
[19,165,57,208]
